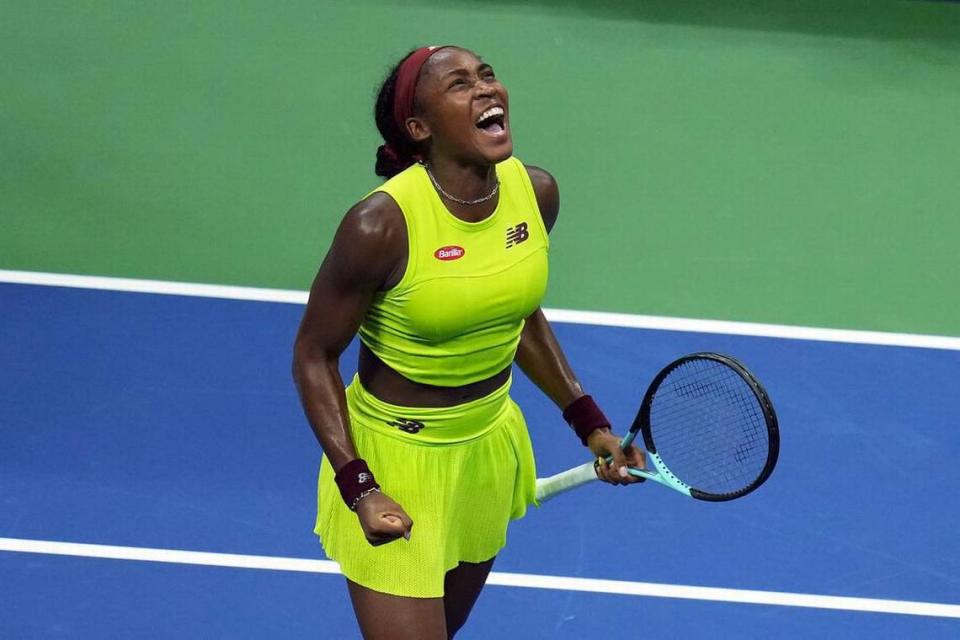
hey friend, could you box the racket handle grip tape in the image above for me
[536,429,648,502]
[535,461,597,503]
[535,460,656,503]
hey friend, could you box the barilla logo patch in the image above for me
[434,246,465,261]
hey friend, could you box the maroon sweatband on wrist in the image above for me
[562,395,611,446]
[334,458,380,510]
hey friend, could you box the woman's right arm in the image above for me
[292,192,413,545]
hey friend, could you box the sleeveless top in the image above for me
[358,156,549,387]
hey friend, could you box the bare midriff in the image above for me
[358,343,512,408]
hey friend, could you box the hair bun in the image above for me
[375,143,415,179]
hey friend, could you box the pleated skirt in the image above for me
[314,374,537,598]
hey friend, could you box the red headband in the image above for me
[393,45,451,138]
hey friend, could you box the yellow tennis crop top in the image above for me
[358,156,549,387]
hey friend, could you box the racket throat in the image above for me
[632,452,692,496]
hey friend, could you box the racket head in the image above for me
[629,352,779,502]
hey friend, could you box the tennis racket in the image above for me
[535,352,779,502]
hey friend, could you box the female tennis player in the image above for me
[292,45,645,639]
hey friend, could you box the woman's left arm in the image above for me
[518,166,645,484]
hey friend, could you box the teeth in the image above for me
[477,106,504,123]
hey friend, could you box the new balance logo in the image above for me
[386,417,425,434]
[505,222,529,248]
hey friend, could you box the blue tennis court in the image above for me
[2,280,959,638]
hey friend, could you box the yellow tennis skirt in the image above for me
[314,374,537,598]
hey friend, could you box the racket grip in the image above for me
[535,461,599,503]
[596,431,639,466]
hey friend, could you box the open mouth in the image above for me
[475,106,506,135]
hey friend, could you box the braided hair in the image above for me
[374,49,423,178]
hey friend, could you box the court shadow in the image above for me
[452,0,960,45]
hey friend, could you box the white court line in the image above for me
[0,269,308,305]
[1,537,958,619]
[2,269,959,351]
[1,274,958,618]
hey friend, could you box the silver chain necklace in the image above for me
[423,163,499,206]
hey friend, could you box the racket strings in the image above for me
[652,400,765,469]
[652,418,764,492]
[648,359,769,496]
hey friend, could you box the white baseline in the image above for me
[1,537,958,619]
[1,269,958,351]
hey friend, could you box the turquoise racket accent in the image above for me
[612,432,691,496]
[624,451,692,496]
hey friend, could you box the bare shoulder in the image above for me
[524,164,559,233]
[336,191,406,249]
[326,191,407,290]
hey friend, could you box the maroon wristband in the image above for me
[334,458,380,510]
[562,395,611,446]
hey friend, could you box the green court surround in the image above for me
[3,1,958,335]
